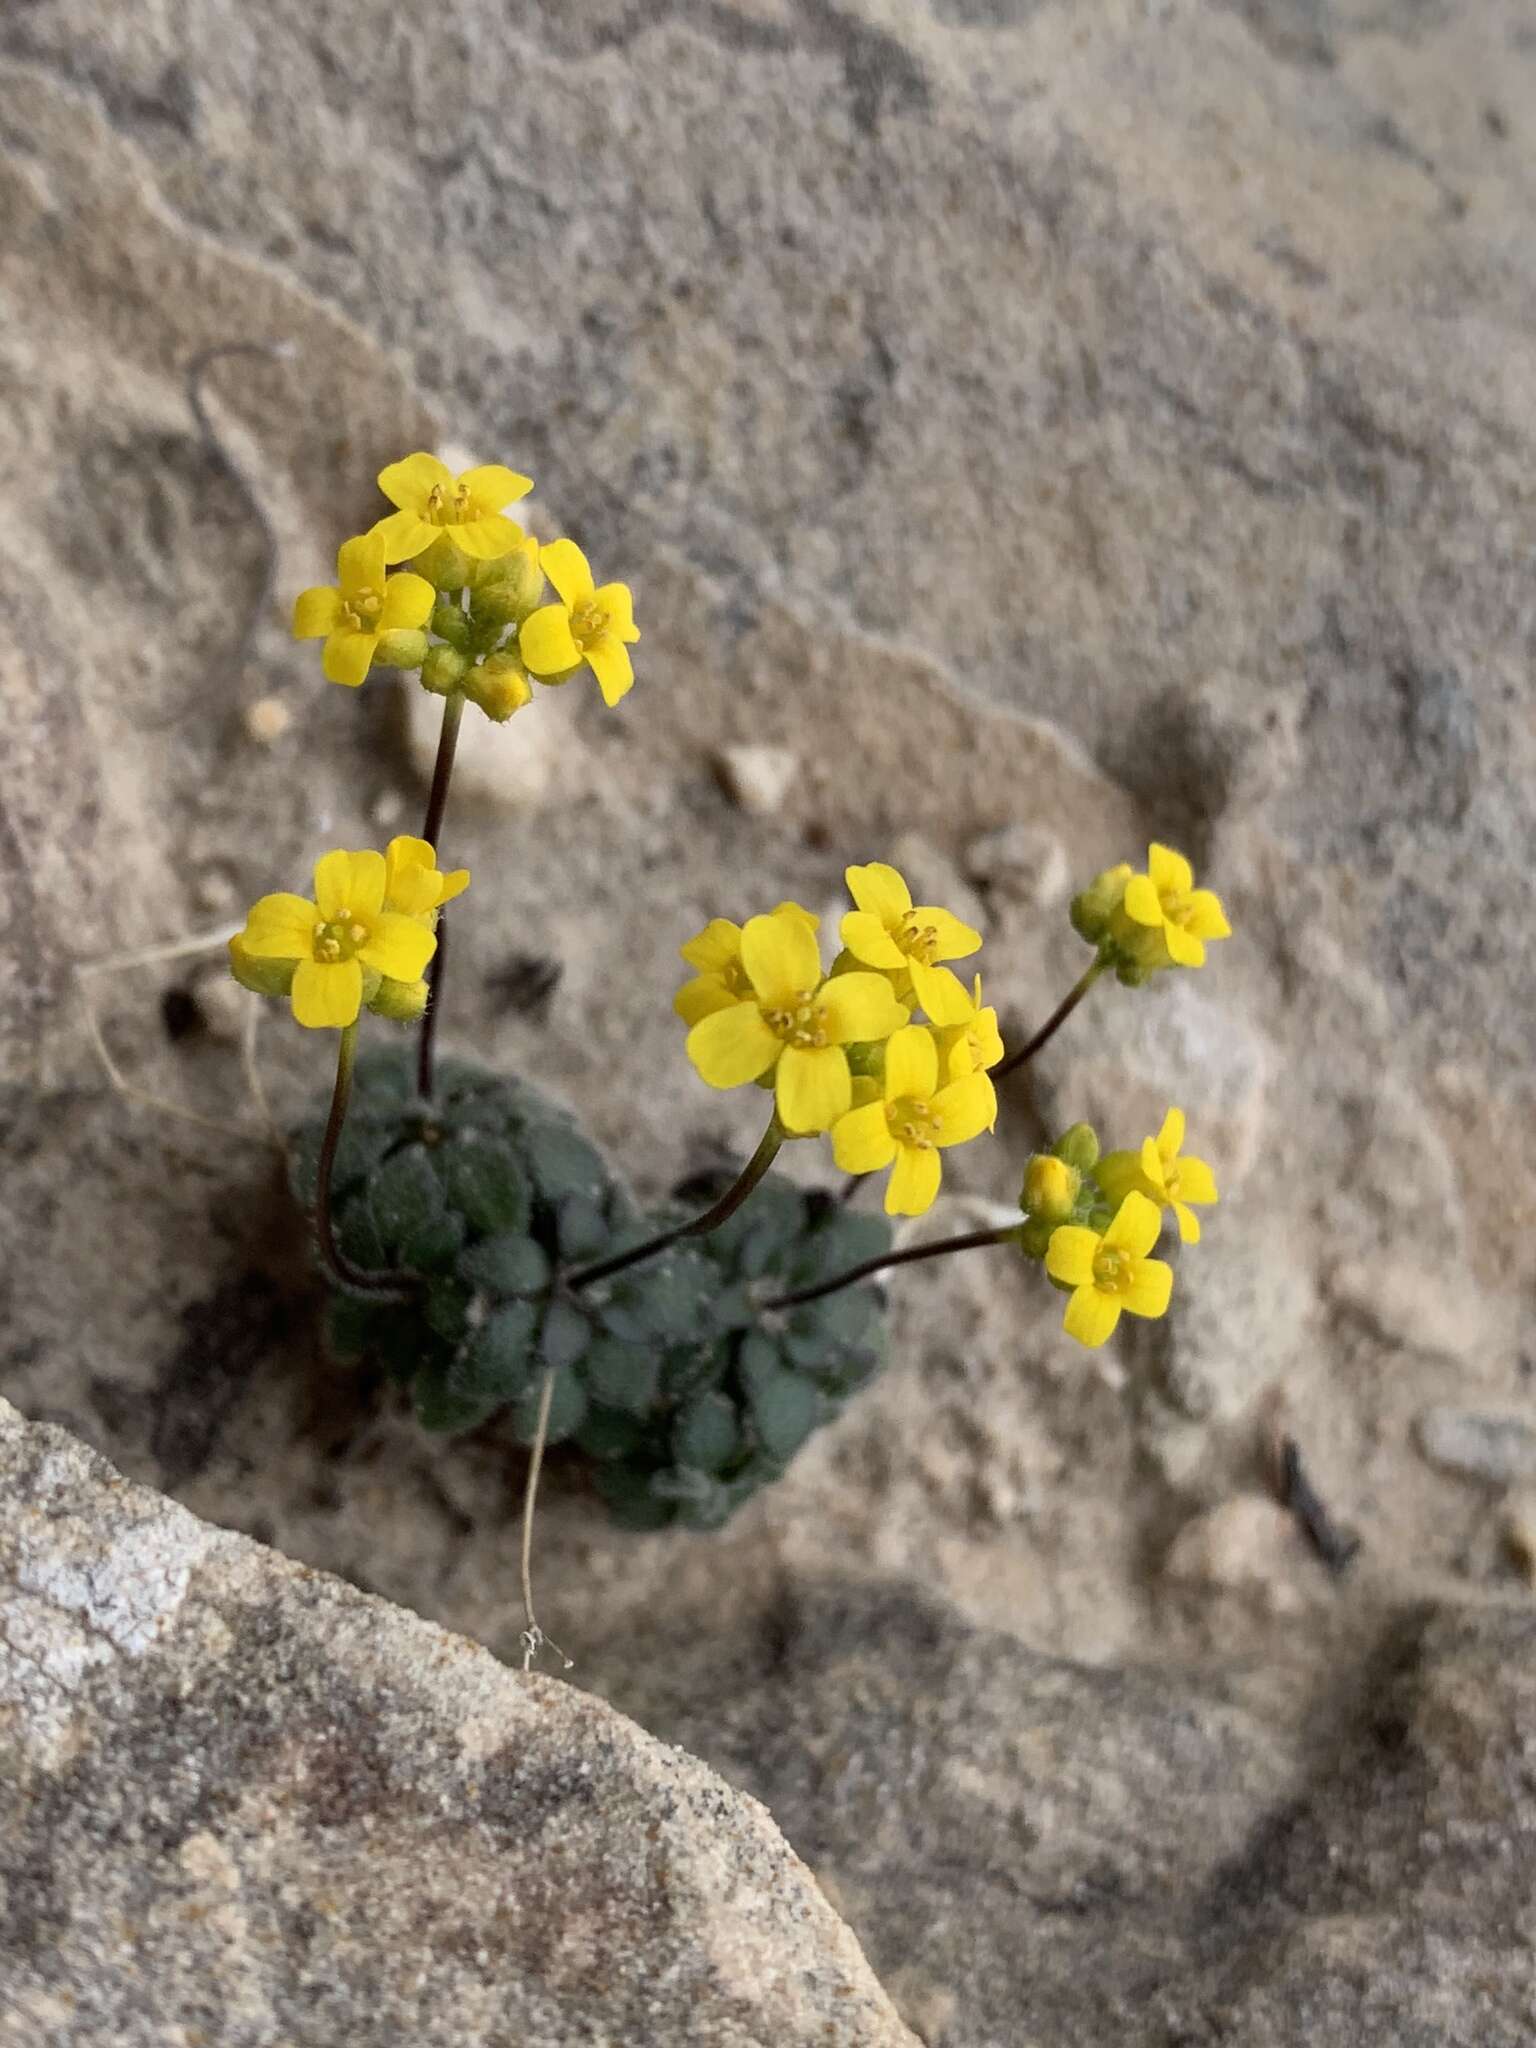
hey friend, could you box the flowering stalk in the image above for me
[762,1222,1023,1311]
[566,1118,785,1292]
[415,688,466,1100]
[313,1022,417,1299]
[992,960,1104,1081]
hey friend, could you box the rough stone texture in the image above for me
[0,1400,914,2047]
[5,0,1536,2039]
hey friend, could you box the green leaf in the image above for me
[424,1278,474,1344]
[369,1144,445,1251]
[740,1352,822,1464]
[457,1300,540,1400]
[555,1192,611,1262]
[509,1365,587,1446]
[398,1208,467,1276]
[576,1406,650,1461]
[595,1465,676,1531]
[672,1391,741,1475]
[583,1337,661,1415]
[522,1122,607,1206]
[538,1296,592,1373]
[413,1359,498,1435]
[456,1234,550,1298]
[336,1196,389,1273]
[442,1139,531,1236]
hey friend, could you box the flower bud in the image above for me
[429,600,473,652]
[464,651,533,723]
[368,975,430,1023]
[412,533,474,591]
[1021,1151,1080,1225]
[374,628,430,670]
[420,643,470,697]
[469,538,544,629]
[1070,862,1133,945]
[1053,1122,1100,1174]
[227,933,295,1000]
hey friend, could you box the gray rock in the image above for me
[1416,1405,1536,1485]
[0,1400,914,2047]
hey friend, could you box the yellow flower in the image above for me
[1121,844,1231,969]
[234,849,437,1030]
[1045,1192,1173,1348]
[831,1024,996,1216]
[933,972,1004,1084]
[519,540,640,707]
[292,530,435,688]
[372,453,533,564]
[382,836,470,921]
[685,906,908,1134]
[840,863,981,1026]
[1021,1152,1079,1225]
[673,904,820,1028]
[1096,1108,1218,1245]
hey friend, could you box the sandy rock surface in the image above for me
[4,1,1536,2040]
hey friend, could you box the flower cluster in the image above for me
[678,862,1002,1215]
[1071,842,1230,983]
[293,452,640,715]
[1014,1110,1219,1347]
[230,837,467,1030]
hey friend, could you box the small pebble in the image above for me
[244,697,292,745]
[1501,1492,1536,1585]
[714,743,798,816]
[1163,1495,1305,1613]
[1415,1407,1536,1485]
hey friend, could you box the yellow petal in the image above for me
[377,452,453,513]
[817,972,908,1045]
[337,529,388,596]
[383,836,437,914]
[886,1144,942,1216]
[776,1044,852,1134]
[1094,1152,1152,1211]
[972,1007,1005,1069]
[584,634,635,707]
[883,1024,938,1103]
[770,901,820,933]
[314,849,385,920]
[322,629,378,688]
[1170,1155,1218,1206]
[1101,1190,1162,1260]
[379,571,436,631]
[1185,890,1231,941]
[1125,1257,1174,1318]
[1139,1136,1170,1195]
[595,581,640,642]
[910,959,974,1027]
[831,1102,897,1175]
[1173,1201,1202,1246]
[291,957,363,1029]
[519,604,581,676]
[840,910,907,971]
[539,538,596,607]
[292,586,343,639]
[437,866,470,905]
[1122,874,1166,929]
[914,907,982,961]
[1156,1107,1186,1161]
[1063,1284,1121,1348]
[358,911,436,982]
[241,893,319,960]
[456,513,525,561]
[687,1003,782,1089]
[371,508,438,563]
[845,861,911,924]
[1147,843,1193,897]
[459,463,533,512]
[674,975,740,1027]
[1045,1225,1100,1289]
[680,919,743,974]
[1163,922,1206,968]
[932,1072,996,1146]
[740,910,821,1007]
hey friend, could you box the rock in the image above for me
[1415,1406,1536,1486]
[714,742,798,815]
[0,1400,914,2047]
[1163,1495,1309,1613]
[962,821,1070,908]
[1326,1254,1501,1366]
[242,694,292,744]
[1501,1491,1536,1585]
[400,674,592,812]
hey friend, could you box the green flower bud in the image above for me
[373,628,430,670]
[368,976,430,1023]
[429,600,473,652]
[227,934,294,1000]
[420,643,470,697]
[844,1039,886,1081]
[1021,1152,1080,1225]
[464,651,533,723]
[469,539,545,629]
[1070,861,1133,945]
[412,534,474,591]
[1053,1122,1100,1174]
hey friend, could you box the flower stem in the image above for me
[761,1222,1021,1311]
[566,1118,785,1292]
[314,1021,416,1299]
[518,1369,572,1674]
[993,960,1105,1081]
[416,688,466,1102]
